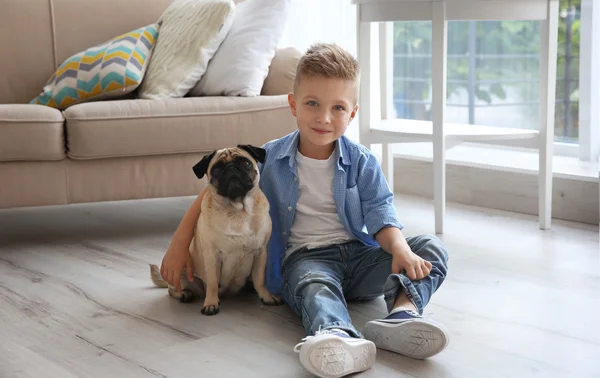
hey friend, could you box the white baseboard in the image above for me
[393,157,600,225]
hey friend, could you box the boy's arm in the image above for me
[355,151,403,236]
[374,226,411,258]
[356,151,432,280]
[161,187,207,290]
[374,226,431,280]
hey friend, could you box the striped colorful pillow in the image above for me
[31,23,159,110]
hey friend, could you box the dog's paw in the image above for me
[201,304,220,316]
[260,294,284,306]
[179,290,194,303]
[168,287,195,303]
[201,298,220,316]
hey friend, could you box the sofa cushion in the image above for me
[138,0,235,99]
[30,23,160,110]
[63,96,296,160]
[261,47,302,96]
[0,105,66,162]
[189,0,291,97]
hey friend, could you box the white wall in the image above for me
[278,0,360,139]
[278,0,357,57]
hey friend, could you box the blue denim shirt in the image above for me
[259,130,404,295]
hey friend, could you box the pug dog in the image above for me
[150,145,282,315]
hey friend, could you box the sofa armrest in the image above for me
[261,47,302,96]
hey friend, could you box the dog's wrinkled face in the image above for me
[192,145,266,202]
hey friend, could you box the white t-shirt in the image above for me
[284,150,355,258]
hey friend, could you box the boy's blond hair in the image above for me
[293,43,360,100]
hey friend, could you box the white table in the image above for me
[353,0,559,233]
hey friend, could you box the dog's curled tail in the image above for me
[149,264,169,288]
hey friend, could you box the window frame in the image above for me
[387,1,598,162]
[577,0,599,162]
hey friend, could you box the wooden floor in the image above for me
[0,195,598,378]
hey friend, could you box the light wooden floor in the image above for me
[0,195,598,378]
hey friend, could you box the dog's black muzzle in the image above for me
[214,164,254,201]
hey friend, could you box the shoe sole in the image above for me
[363,319,448,360]
[300,336,376,378]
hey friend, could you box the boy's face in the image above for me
[288,75,358,158]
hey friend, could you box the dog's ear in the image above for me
[237,144,266,164]
[192,151,216,179]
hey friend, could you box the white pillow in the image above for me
[138,0,235,99]
[189,0,291,97]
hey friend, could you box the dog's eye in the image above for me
[243,160,252,168]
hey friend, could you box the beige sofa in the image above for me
[0,0,299,209]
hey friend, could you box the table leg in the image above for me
[432,2,448,234]
[382,143,395,192]
[538,0,559,230]
[357,10,377,150]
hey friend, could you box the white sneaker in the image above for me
[294,329,376,378]
[363,309,449,360]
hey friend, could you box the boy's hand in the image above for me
[160,241,195,291]
[375,226,433,281]
[391,250,432,281]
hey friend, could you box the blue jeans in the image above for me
[281,234,449,338]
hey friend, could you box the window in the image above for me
[392,0,582,144]
[279,0,597,163]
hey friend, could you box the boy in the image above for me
[160,43,450,378]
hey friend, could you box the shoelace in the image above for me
[293,329,347,353]
[403,309,421,317]
[386,308,422,319]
